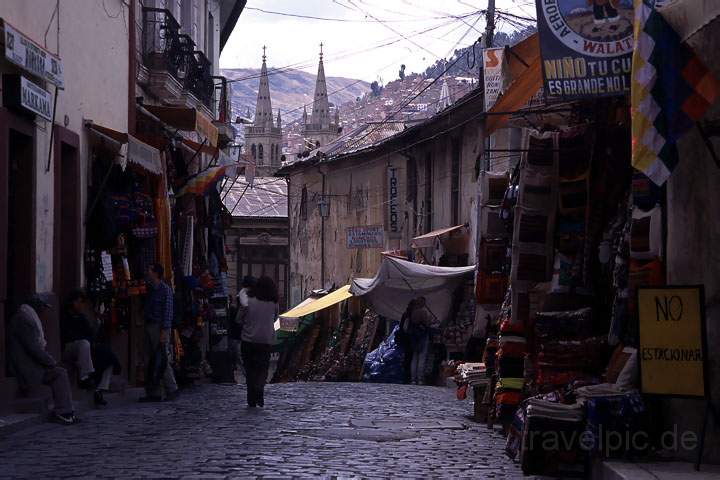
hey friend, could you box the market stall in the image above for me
[470,98,664,475]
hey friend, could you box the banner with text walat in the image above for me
[535,0,634,100]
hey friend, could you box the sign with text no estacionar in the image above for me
[535,0,633,100]
[638,286,707,397]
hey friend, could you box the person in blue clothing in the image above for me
[139,263,179,402]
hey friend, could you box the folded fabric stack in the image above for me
[538,336,606,370]
[520,398,586,476]
[533,308,601,390]
[456,362,487,386]
[494,320,527,423]
[576,384,645,456]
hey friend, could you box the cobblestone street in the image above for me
[0,382,522,479]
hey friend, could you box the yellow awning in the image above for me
[279,285,352,318]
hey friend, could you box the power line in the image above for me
[223,16,463,84]
[397,0,485,35]
[228,14,485,120]
[346,0,457,73]
[495,9,536,23]
[244,6,478,23]
[323,39,480,156]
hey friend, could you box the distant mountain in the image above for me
[222,68,370,123]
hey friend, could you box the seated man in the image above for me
[8,295,79,425]
[62,290,117,406]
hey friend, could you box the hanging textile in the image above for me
[630,0,720,185]
[155,179,174,286]
[181,216,194,277]
[177,166,226,196]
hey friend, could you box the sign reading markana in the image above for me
[2,74,53,121]
[535,0,633,99]
[347,226,385,249]
[638,286,707,397]
[3,20,64,88]
[20,76,52,120]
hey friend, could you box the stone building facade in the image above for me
[279,88,484,308]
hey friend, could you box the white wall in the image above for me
[0,0,130,292]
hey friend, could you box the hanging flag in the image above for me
[177,166,227,196]
[631,0,720,185]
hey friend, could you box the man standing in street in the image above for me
[140,263,179,402]
[8,295,79,425]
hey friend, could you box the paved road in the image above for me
[0,382,522,479]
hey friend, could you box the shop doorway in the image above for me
[54,128,81,313]
[6,131,35,313]
[0,108,36,384]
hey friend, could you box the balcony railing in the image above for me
[185,50,214,108]
[142,7,219,112]
[142,8,193,83]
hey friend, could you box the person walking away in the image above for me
[230,276,256,381]
[236,276,277,407]
[8,295,79,425]
[408,297,432,385]
[62,289,119,406]
[140,263,179,402]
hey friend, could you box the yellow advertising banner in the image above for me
[638,286,707,397]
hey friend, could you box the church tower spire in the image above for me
[301,42,339,150]
[311,42,330,128]
[246,46,283,176]
[254,46,273,128]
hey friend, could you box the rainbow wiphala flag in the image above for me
[631,0,720,185]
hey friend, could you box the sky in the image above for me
[220,0,536,83]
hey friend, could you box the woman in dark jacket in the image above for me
[235,276,278,407]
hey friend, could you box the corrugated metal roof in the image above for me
[327,121,407,157]
[222,177,287,218]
